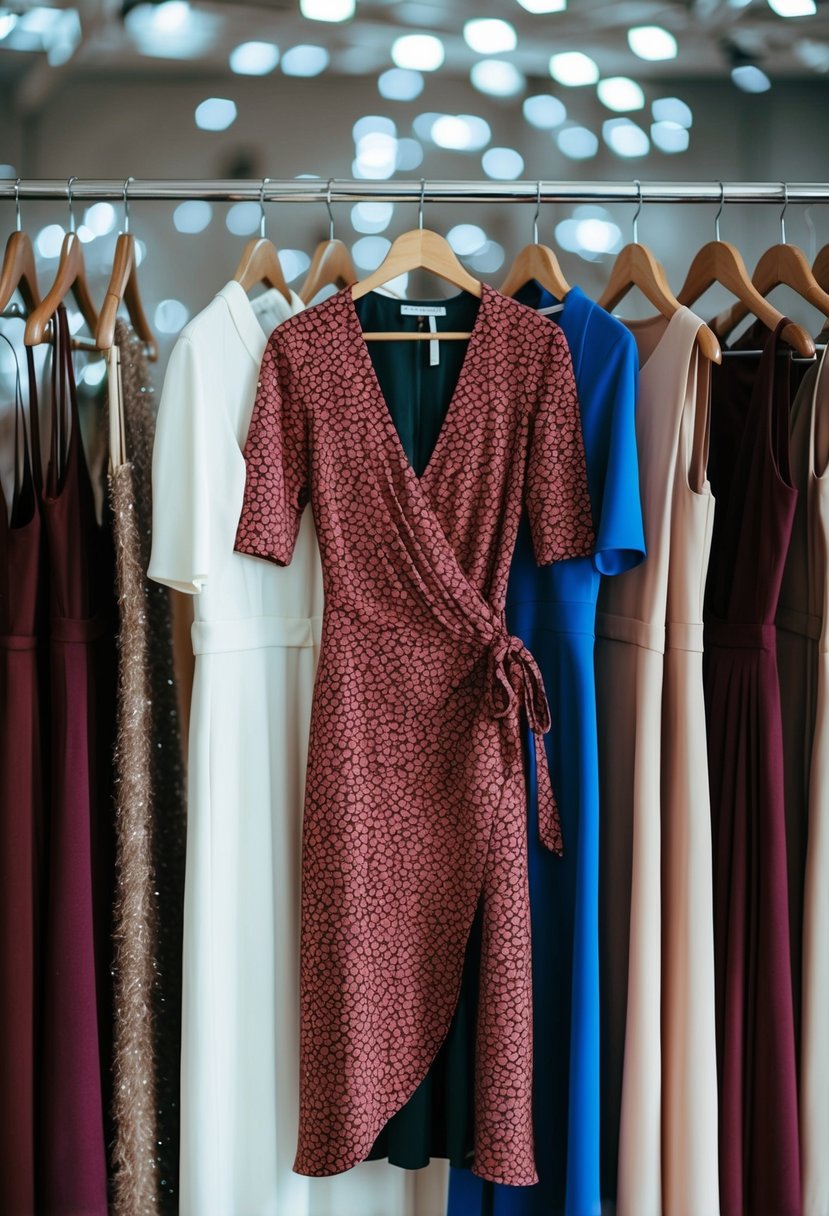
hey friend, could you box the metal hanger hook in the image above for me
[258,177,270,239]
[533,180,541,246]
[14,177,21,233]
[67,175,78,234]
[632,179,643,244]
[326,178,335,242]
[780,181,789,245]
[418,178,425,230]
[123,175,134,235]
[715,181,725,242]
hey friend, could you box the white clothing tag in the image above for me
[400,304,448,317]
[538,303,565,316]
[429,315,439,366]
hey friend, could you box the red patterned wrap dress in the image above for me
[235,284,594,1186]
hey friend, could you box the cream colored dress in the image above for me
[149,283,445,1216]
[777,344,829,1216]
[596,306,718,1216]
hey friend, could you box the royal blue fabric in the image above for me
[448,285,644,1216]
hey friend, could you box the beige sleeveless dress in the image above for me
[777,343,829,1216]
[596,306,719,1216]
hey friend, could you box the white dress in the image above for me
[149,282,444,1216]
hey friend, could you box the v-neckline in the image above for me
[343,282,491,487]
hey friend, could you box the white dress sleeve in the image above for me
[148,334,212,594]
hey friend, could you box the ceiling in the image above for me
[0,0,827,97]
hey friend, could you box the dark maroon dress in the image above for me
[38,308,115,1214]
[0,342,44,1215]
[704,318,801,1216]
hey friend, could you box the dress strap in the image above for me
[0,331,38,527]
[47,305,85,497]
[26,343,43,492]
[767,316,795,490]
[808,342,829,480]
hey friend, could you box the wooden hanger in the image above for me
[814,243,829,293]
[352,182,482,342]
[0,180,41,314]
[714,185,827,349]
[24,177,99,346]
[500,181,571,301]
[96,179,158,360]
[300,180,358,304]
[679,184,814,358]
[598,180,721,363]
[233,177,292,303]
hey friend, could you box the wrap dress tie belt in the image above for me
[487,628,563,855]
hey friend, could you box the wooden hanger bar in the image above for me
[4,180,829,205]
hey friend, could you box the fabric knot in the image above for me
[487,631,562,856]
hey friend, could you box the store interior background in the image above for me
[1,0,829,380]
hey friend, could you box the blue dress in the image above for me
[448,284,645,1216]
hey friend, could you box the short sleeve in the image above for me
[525,330,595,566]
[234,332,309,567]
[580,326,645,576]
[148,335,211,594]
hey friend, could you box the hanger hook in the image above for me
[326,178,335,242]
[533,180,541,246]
[715,180,725,242]
[123,175,133,235]
[418,178,425,230]
[780,181,789,245]
[67,175,77,234]
[632,179,643,244]
[14,177,21,233]
[259,177,269,240]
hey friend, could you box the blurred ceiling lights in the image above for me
[652,97,693,127]
[0,4,82,64]
[377,67,424,100]
[731,62,772,90]
[229,40,279,75]
[651,120,689,152]
[768,0,816,14]
[481,147,524,179]
[549,52,600,86]
[516,0,567,12]
[627,26,678,61]
[431,114,491,150]
[470,58,525,96]
[124,2,218,59]
[463,19,517,55]
[597,76,646,111]
[556,125,599,159]
[391,33,445,71]
[522,94,567,128]
[603,117,650,157]
[281,44,329,75]
[194,96,237,129]
[300,0,356,21]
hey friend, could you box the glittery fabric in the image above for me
[235,285,595,1185]
[109,323,186,1213]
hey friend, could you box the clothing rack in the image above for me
[2,179,829,206]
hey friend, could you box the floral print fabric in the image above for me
[235,284,594,1185]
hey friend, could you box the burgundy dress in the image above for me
[0,343,44,1215]
[39,308,116,1214]
[235,285,595,1186]
[704,318,801,1216]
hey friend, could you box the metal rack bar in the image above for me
[1,179,829,206]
